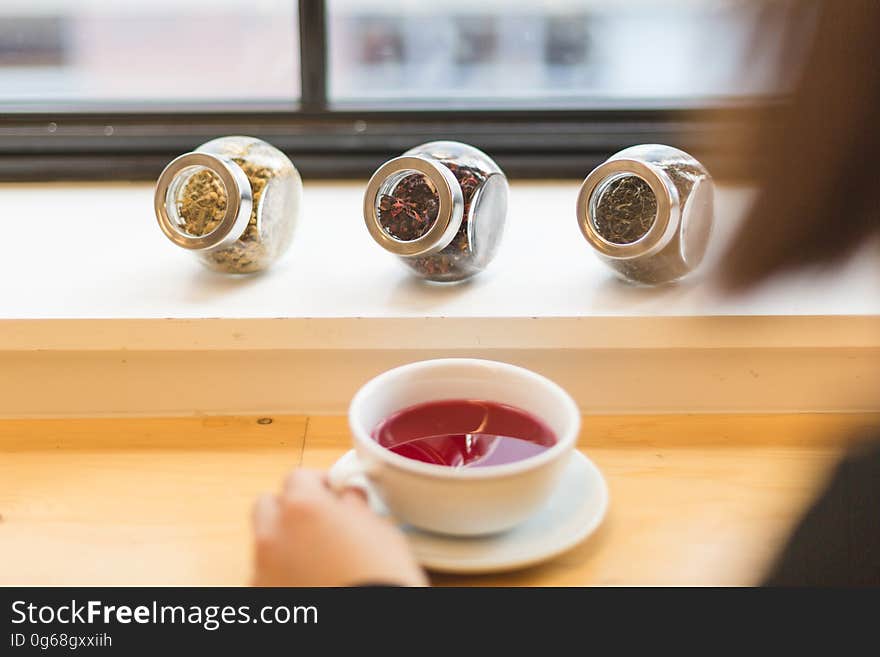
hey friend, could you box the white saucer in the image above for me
[328,450,609,574]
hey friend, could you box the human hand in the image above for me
[252,468,427,587]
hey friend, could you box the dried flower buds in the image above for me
[365,141,508,283]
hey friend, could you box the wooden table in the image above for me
[1,413,874,586]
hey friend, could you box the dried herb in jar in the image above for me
[407,162,487,280]
[592,175,657,244]
[177,149,274,273]
[378,173,439,241]
[577,144,714,285]
[177,169,228,236]
[365,140,508,283]
[156,135,300,274]
[202,157,273,273]
[665,162,702,202]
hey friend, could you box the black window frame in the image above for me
[0,1,773,182]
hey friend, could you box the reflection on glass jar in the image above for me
[576,144,714,285]
[364,141,508,283]
[154,136,301,274]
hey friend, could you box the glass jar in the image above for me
[576,144,713,285]
[154,136,301,273]
[363,141,508,283]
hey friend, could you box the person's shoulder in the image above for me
[763,432,880,587]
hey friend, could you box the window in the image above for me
[0,1,299,107]
[327,0,785,105]
[0,0,810,180]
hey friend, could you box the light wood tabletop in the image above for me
[1,413,875,586]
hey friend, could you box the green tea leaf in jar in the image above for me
[591,174,657,245]
[178,169,228,237]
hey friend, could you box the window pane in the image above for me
[0,0,299,107]
[328,0,793,106]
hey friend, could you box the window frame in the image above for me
[0,1,774,181]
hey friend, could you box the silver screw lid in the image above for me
[154,152,253,252]
[576,158,680,260]
[363,155,464,257]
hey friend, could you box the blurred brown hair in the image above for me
[719,0,880,291]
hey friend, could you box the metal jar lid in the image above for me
[363,155,464,257]
[154,152,253,252]
[576,158,681,260]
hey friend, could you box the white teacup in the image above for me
[337,358,580,536]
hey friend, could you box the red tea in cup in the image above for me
[371,399,557,468]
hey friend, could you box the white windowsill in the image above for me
[1,180,878,416]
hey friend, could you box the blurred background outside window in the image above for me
[0,0,795,108]
[328,0,790,107]
[0,0,300,107]
[0,1,811,179]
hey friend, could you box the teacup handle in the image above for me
[327,454,372,495]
